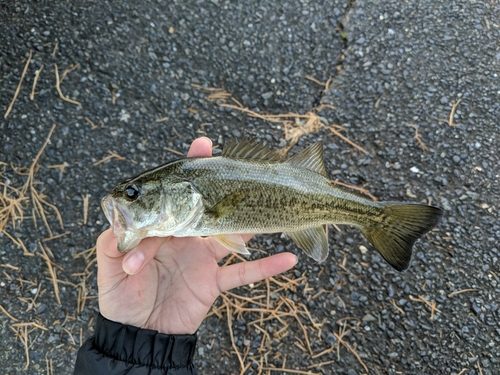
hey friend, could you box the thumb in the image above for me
[96,229,167,277]
[96,229,148,278]
[121,236,169,275]
[96,229,127,284]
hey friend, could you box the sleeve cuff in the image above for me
[93,313,197,370]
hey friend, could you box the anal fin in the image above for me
[213,234,250,255]
[286,226,329,262]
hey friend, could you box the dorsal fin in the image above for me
[285,142,327,177]
[222,138,283,162]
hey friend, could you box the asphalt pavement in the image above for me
[0,1,498,374]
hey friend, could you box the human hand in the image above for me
[96,137,297,334]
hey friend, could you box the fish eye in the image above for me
[124,184,141,201]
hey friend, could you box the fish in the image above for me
[101,138,444,271]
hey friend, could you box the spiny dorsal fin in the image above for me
[222,138,283,162]
[285,142,327,177]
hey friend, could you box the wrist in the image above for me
[94,312,197,369]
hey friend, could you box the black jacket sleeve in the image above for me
[74,313,197,375]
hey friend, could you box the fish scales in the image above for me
[102,138,443,271]
[173,157,381,236]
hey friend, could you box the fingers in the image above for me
[96,229,168,276]
[217,252,297,292]
[96,229,128,283]
[122,236,169,275]
[187,137,212,157]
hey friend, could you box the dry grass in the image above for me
[437,99,462,127]
[447,288,477,297]
[390,299,405,315]
[0,304,19,321]
[1,124,64,241]
[4,50,32,119]
[332,318,369,373]
[47,162,70,174]
[192,81,367,156]
[330,179,378,201]
[73,246,98,314]
[0,123,88,370]
[0,171,28,232]
[93,150,127,166]
[15,124,64,237]
[84,116,98,130]
[191,84,234,103]
[54,64,81,106]
[10,321,48,370]
[82,194,90,225]
[164,146,185,156]
[207,252,370,375]
[30,64,44,101]
[408,123,428,151]
[409,295,441,320]
[37,242,62,305]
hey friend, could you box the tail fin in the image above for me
[361,203,444,271]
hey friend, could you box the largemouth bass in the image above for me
[101,138,443,271]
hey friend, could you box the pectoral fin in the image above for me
[208,191,246,221]
[213,234,250,255]
[286,226,329,262]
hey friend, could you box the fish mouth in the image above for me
[101,195,133,235]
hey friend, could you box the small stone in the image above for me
[325,332,336,345]
[261,92,273,100]
[362,313,377,322]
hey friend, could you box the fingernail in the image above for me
[202,136,212,145]
[123,251,145,275]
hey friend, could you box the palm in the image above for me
[98,235,229,333]
[150,238,222,333]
